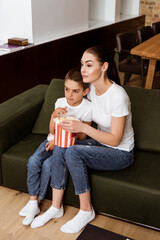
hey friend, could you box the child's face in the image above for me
[64,79,88,106]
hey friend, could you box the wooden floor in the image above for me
[0,186,160,240]
[119,71,160,89]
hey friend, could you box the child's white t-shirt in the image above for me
[55,97,92,122]
[87,82,134,152]
[47,97,92,141]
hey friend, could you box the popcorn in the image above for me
[53,115,79,123]
[53,115,79,148]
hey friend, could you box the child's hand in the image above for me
[45,140,55,151]
[52,107,68,118]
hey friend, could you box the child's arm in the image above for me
[49,107,67,134]
[77,121,91,140]
[45,140,55,151]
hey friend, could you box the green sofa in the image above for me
[0,79,160,230]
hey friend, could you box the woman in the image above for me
[31,46,134,233]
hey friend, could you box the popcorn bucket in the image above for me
[54,122,77,148]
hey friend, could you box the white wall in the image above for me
[31,0,89,43]
[0,0,33,42]
[115,0,121,20]
[89,0,106,21]
[105,0,116,21]
[0,0,89,43]
[121,0,140,16]
[89,0,121,22]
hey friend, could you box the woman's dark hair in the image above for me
[64,68,89,90]
[85,45,120,85]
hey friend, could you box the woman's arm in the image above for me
[76,121,91,140]
[59,116,126,147]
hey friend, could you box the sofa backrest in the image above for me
[123,86,160,152]
[32,78,64,134]
[33,79,160,153]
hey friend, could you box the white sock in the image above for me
[19,200,31,216]
[22,200,40,225]
[60,208,95,233]
[19,199,41,217]
[31,205,64,229]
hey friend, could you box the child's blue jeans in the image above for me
[27,140,53,200]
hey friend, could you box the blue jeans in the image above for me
[27,140,53,200]
[51,138,134,195]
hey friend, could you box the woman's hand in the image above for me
[59,120,84,133]
[58,116,126,147]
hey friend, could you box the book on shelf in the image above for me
[0,43,34,52]
[0,43,24,52]
[8,37,28,46]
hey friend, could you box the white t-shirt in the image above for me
[47,97,92,141]
[87,82,134,151]
[55,97,92,122]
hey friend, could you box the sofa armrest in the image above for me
[0,84,48,155]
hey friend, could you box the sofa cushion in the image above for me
[1,133,46,192]
[89,150,160,228]
[32,79,64,134]
[123,86,160,152]
[0,84,47,185]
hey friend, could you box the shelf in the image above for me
[0,0,140,49]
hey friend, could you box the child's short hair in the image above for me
[64,68,89,90]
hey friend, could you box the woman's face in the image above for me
[81,52,106,84]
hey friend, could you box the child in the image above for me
[19,68,92,226]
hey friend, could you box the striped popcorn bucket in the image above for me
[54,122,77,148]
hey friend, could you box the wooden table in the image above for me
[131,33,160,89]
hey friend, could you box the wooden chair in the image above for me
[114,31,148,85]
[152,21,160,35]
[152,21,160,71]
[137,26,154,43]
